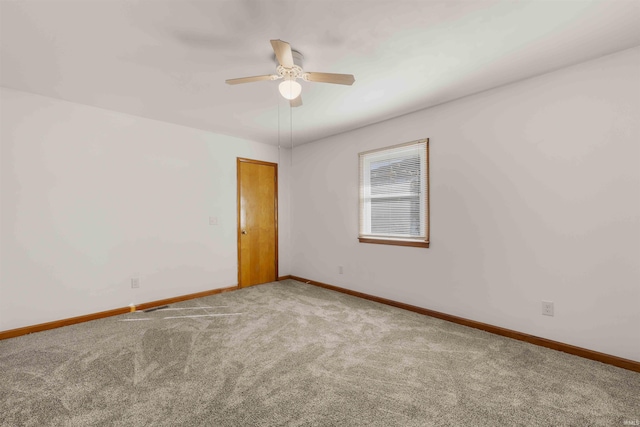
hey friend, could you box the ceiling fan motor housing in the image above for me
[277,50,305,81]
[291,50,304,67]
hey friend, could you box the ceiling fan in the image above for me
[225,39,355,107]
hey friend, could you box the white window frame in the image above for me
[358,139,430,248]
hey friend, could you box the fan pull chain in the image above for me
[277,91,281,166]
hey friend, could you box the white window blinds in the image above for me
[359,140,429,245]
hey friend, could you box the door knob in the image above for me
[241,230,247,235]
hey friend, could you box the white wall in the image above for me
[290,47,640,361]
[0,87,290,331]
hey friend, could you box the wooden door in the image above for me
[237,158,278,288]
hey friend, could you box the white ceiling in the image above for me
[1,0,639,146]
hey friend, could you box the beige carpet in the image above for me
[1,280,638,426]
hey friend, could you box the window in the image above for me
[359,139,429,248]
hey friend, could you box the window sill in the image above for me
[358,237,430,248]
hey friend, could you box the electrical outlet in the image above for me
[542,301,554,316]
[338,265,344,274]
[131,278,140,289]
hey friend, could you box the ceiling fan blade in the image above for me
[225,75,277,85]
[270,39,294,68]
[290,95,302,108]
[304,72,355,85]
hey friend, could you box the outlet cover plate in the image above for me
[542,301,554,316]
